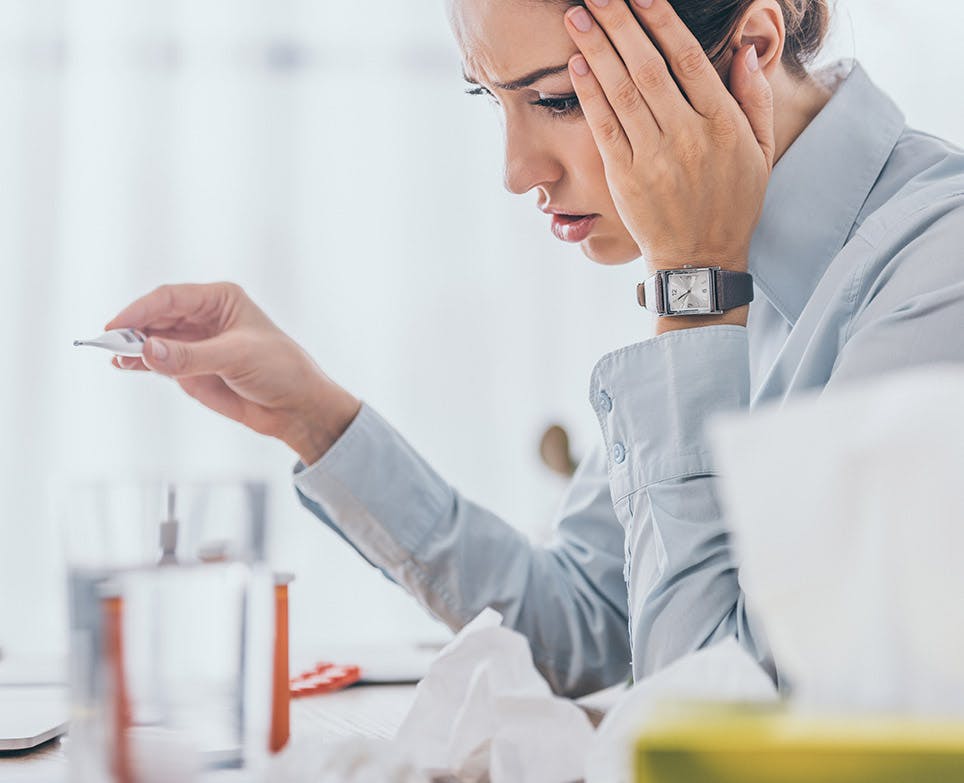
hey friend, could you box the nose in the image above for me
[501,114,564,196]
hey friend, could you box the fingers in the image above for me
[568,54,634,167]
[625,0,731,119]
[104,282,240,332]
[565,5,658,150]
[571,1,691,132]
[141,333,236,379]
[113,356,149,372]
[728,44,776,169]
[176,375,248,424]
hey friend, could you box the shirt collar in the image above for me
[748,60,906,325]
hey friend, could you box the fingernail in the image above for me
[568,7,593,32]
[570,55,590,77]
[746,45,759,72]
[634,0,654,8]
[590,0,610,6]
[149,338,168,362]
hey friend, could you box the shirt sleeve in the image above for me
[589,325,775,683]
[293,403,631,697]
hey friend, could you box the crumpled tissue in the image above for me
[710,365,964,717]
[394,607,595,783]
[585,638,778,783]
[269,607,594,783]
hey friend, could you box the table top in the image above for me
[0,684,418,783]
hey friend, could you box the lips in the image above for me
[549,212,600,243]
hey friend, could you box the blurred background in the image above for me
[0,0,961,662]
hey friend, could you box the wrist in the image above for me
[653,305,749,335]
[646,249,749,275]
[284,380,362,467]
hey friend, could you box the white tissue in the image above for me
[269,608,594,783]
[585,638,778,783]
[710,365,964,717]
[395,608,595,783]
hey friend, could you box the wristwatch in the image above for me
[636,265,754,316]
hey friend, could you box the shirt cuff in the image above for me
[589,325,751,503]
[293,403,453,568]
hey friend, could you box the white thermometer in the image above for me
[73,328,147,357]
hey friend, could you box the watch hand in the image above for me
[674,287,693,302]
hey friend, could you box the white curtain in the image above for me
[1,0,961,659]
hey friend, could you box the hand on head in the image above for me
[564,0,775,274]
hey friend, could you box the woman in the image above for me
[107,0,964,697]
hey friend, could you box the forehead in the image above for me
[448,0,577,85]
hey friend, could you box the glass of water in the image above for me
[61,480,274,783]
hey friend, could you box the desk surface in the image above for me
[0,684,418,783]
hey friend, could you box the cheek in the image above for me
[567,124,610,196]
[567,123,640,265]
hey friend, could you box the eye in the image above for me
[531,94,582,119]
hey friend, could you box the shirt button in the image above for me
[598,390,613,413]
[612,442,626,464]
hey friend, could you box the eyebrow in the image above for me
[461,63,571,91]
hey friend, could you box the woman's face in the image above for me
[450,0,642,265]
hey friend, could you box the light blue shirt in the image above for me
[293,60,964,697]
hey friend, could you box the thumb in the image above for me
[142,334,233,378]
[729,43,775,169]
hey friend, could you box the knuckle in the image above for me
[154,284,177,312]
[584,38,609,60]
[598,118,624,147]
[613,77,643,111]
[755,84,774,112]
[634,57,668,92]
[221,281,245,300]
[605,11,631,35]
[173,342,192,372]
[675,46,708,80]
[707,111,739,143]
[647,8,673,32]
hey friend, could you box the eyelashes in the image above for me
[532,94,582,118]
[464,86,583,120]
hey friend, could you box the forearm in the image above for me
[294,404,630,697]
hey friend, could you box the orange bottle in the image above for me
[270,573,294,753]
[103,592,133,783]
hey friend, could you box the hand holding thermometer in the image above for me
[74,328,147,357]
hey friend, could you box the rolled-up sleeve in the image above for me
[294,403,631,696]
[589,325,773,682]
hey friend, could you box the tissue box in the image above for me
[634,703,964,783]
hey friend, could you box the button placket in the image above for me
[612,441,626,464]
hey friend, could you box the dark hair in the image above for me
[560,0,832,79]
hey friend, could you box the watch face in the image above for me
[666,269,713,314]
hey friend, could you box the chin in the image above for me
[580,232,641,266]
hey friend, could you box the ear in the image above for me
[729,0,786,76]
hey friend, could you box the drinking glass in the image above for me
[61,480,273,783]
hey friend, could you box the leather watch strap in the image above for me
[636,276,667,314]
[714,270,754,310]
